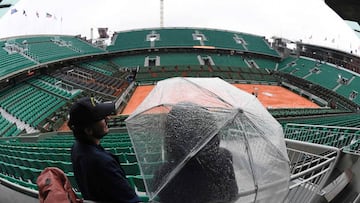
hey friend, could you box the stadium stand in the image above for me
[27,77,80,100]
[76,59,119,76]
[210,53,249,67]
[280,57,319,78]
[51,66,128,97]
[107,29,152,51]
[306,63,350,90]
[0,115,22,138]
[107,28,280,58]
[0,27,360,202]
[111,54,148,68]
[280,113,360,128]
[0,131,150,201]
[18,36,78,63]
[200,29,247,50]
[0,41,37,79]
[274,72,359,110]
[156,52,201,66]
[0,35,105,82]
[154,28,199,48]
[0,83,67,132]
[277,56,297,71]
[269,108,349,118]
[336,76,360,104]
[60,36,105,54]
[251,58,278,70]
[236,33,279,56]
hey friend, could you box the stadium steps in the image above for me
[332,83,342,92]
[0,83,67,129]
[0,108,37,134]
[0,117,21,138]
[18,50,40,64]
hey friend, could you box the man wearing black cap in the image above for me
[68,97,140,203]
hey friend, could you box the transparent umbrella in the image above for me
[125,77,290,203]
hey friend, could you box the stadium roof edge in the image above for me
[112,26,272,40]
[0,33,86,41]
[297,41,360,60]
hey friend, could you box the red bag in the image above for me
[37,167,82,203]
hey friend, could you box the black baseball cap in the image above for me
[68,97,115,128]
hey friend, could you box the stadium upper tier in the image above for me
[107,28,280,57]
[0,35,106,80]
[278,56,360,104]
[0,28,280,82]
[0,29,358,108]
[0,41,37,78]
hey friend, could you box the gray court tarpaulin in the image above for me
[126,77,290,203]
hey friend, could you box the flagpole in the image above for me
[60,16,63,35]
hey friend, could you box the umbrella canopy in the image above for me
[125,77,290,203]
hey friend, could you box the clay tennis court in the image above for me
[57,83,319,131]
[121,84,319,115]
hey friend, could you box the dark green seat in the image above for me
[125,153,138,163]
[121,163,140,176]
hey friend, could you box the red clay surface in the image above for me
[233,84,319,109]
[121,86,155,115]
[58,83,319,131]
[121,84,319,115]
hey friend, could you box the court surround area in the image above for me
[121,83,319,115]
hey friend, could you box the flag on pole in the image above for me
[10,8,17,14]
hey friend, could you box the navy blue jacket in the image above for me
[71,141,140,203]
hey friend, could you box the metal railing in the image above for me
[284,123,360,155]
[286,139,340,203]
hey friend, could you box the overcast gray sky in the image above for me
[1,0,360,54]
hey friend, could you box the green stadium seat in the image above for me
[125,153,138,163]
[132,175,148,192]
[67,173,79,191]
[121,163,141,176]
